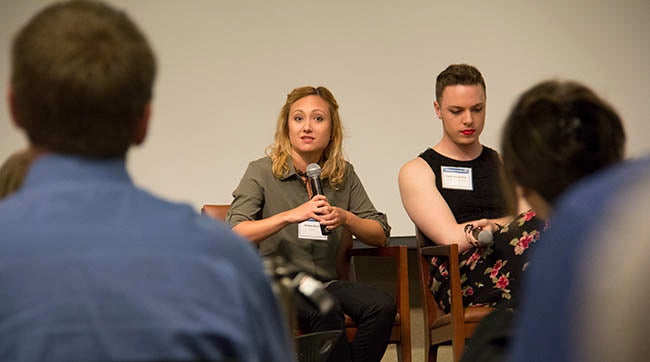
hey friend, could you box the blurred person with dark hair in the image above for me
[0,1,294,361]
[493,80,626,362]
[399,64,545,315]
[500,80,625,220]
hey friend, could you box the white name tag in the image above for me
[298,219,328,240]
[441,166,473,191]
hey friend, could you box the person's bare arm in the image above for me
[399,157,474,251]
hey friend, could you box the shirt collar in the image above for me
[279,158,302,181]
[22,153,132,189]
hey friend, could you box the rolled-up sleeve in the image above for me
[226,161,264,227]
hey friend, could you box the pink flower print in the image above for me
[463,250,482,271]
[439,265,449,278]
[492,259,503,271]
[463,286,474,296]
[517,209,537,226]
[486,259,505,279]
[522,210,536,222]
[469,252,481,263]
[495,275,509,289]
[514,232,534,255]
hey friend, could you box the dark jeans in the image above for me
[296,280,396,362]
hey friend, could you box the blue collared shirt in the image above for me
[0,154,294,362]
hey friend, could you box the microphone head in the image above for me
[305,163,322,178]
[477,229,494,246]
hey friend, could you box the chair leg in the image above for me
[396,344,403,362]
[452,338,464,362]
[401,326,412,362]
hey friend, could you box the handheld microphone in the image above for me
[305,163,331,235]
[472,227,494,247]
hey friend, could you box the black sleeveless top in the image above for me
[419,146,510,224]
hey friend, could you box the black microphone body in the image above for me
[305,163,331,235]
[308,175,325,197]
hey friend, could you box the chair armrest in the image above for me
[420,244,458,258]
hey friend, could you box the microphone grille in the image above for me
[477,230,494,246]
[305,163,322,178]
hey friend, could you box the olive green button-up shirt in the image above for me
[226,156,390,282]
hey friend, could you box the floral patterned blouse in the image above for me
[429,209,546,313]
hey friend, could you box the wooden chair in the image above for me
[416,229,493,362]
[201,204,411,362]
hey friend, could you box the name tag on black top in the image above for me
[441,166,473,191]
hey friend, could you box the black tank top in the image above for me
[419,147,510,224]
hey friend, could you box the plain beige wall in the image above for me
[1,0,648,236]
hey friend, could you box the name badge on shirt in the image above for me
[298,219,328,240]
[441,166,473,191]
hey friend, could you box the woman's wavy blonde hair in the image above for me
[266,86,346,189]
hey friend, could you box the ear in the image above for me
[7,87,23,129]
[132,103,151,146]
[434,100,442,120]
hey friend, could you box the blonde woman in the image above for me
[227,86,395,362]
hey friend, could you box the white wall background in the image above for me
[1,0,648,236]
